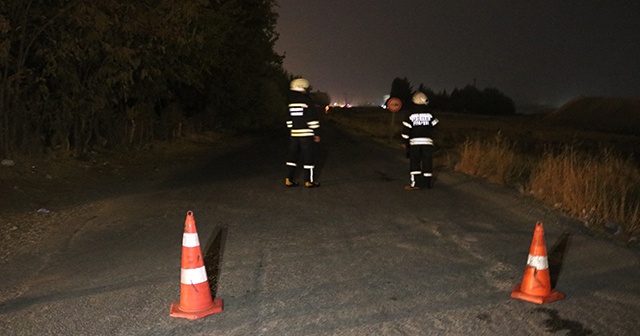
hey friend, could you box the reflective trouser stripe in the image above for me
[410,171,420,187]
[304,165,315,182]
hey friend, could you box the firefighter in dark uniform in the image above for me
[285,78,321,188]
[401,91,439,190]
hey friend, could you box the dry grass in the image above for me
[527,147,640,235]
[457,137,640,237]
[455,132,523,185]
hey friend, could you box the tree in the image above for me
[203,0,287,131]
[389,77,412,109]
[447,85,515,115]
[311,90,331,107]
[0,0,289,156]
[0,0,81,155]
[481,87,516,115]
[402,79,515,115]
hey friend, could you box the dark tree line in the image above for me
[390,77,515,115]
[0,0,290,157]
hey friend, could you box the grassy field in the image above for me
[325,102,640,244]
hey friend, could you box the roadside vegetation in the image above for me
[0,1,290,158]
[326,99,640,244]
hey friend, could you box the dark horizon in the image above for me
[275,1,640,107]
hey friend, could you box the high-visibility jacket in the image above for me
[287,90,320,138]
[401,104,438,146]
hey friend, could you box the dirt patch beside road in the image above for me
[0,132,247,264]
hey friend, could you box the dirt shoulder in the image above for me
[0,132,248,264]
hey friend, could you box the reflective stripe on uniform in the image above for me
[291,129,314,137]
[409,137,433,145]
[289,103,308,109]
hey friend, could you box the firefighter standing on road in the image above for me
[401,91,439,190]
[285,78,321,188]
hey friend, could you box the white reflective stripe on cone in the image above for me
[181,266,208,285]
[182,233,200,247]
[527,254,549,270]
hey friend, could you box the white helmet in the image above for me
[412,92,429,105]
[290,78,310,92]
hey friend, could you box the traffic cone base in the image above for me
[511,283,565,304]
[170,297,223,320]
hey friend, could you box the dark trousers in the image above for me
[287,137,316,183]
[408,145,434,187]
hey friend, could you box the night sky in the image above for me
[275,1,640,108]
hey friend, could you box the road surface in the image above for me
[1,122,639,335]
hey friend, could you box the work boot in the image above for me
[425,177,433,189]
[285,178,299,187]
[305,181,320,188]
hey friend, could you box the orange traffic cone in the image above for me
[170,211,223,320]
[511,221,565,304]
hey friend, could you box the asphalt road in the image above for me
[1,122,639,335]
